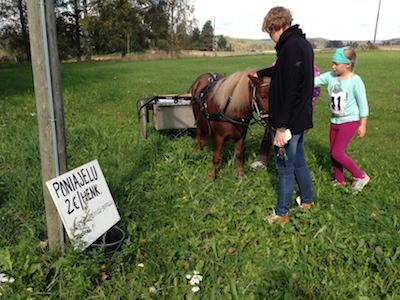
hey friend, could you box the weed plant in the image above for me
[0,51,399,298]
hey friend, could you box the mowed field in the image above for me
[0,51,399,298]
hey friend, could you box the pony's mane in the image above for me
[211,70,255,112]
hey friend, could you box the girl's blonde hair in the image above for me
[344,47,357,71]
[262,6,293,34]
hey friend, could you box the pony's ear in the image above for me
[248,74,263,85]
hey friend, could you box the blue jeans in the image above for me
[273,131,313,216]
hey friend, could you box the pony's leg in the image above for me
[194,115,201,150]
[192,105,205,150]
[235,137,247,179]
[208,135,224,181]
[196,127,204,150]
[195,116,207,150]
[258,126,272,165]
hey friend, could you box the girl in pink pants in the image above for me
[315,47,370,194]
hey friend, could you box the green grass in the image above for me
[1,51,400,299]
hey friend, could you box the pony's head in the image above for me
[248,75,270,124]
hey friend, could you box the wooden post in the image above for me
[26,0,67,252]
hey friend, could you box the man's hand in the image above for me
[274,130,287,147]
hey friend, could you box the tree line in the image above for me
[0,0,232,62]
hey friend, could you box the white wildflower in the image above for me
[27,287,33,292]
[149,286,157,294]
[0,273,14,283]
[189,276,198,285]
[0,291,2,296]
[193,270,200,275]
[191,286,200,293]
[185,274,192,280]
[189,274,203,286]
[137,263,144,268]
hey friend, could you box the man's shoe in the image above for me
[295,196,312,209]
[352,174,370,194]
[265,209,288,224]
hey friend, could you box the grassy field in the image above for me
[0,51,399,299]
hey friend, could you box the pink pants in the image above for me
[329,121,364,183]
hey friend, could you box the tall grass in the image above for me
[0,51,399,298]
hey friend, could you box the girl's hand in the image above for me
[357,125,366,138]
[357,117,368,138]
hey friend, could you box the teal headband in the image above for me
[332,47,351,64]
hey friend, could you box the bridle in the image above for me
[251,81,270,127]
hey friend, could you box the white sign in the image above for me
[46,160,120,250]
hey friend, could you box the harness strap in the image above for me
[208,113,251,125]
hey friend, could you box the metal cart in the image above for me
[137,94,195,138]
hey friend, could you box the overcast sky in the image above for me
[192,0,400,41]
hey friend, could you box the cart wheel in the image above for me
[138,100,148,138]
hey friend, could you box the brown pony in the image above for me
[191,70,270,180]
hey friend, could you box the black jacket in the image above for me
[257,25,314,134]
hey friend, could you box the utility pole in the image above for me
[213,16,215,51]
[26,0,67,253]
[373,0,382,44]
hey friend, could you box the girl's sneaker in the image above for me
[250,160,266,169]
[351,174,370,194]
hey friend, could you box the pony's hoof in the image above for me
[208,172,216,181]
[237,169,247,180]
[195,143,204,151]
[238,174,247,180]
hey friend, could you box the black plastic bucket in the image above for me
[90,226,125,255]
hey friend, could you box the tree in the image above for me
[200,20,213,51]
[58,0,83,61]
[1,0,198,59]
[54,11,75,60]
[164,0,195,51]
[326,40,344,48]
[81,0,92,60]
[0,0,30,61]
[190,27,200,50]
[216,35,227,51]
[143,0,169,50]
[92,0,149,56]
[346,41,359,48]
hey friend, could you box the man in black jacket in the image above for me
[256,6,314,224]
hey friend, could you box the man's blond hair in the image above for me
[262,6,293,34]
